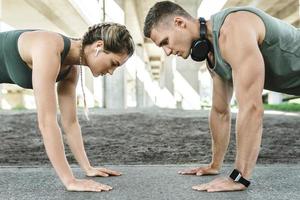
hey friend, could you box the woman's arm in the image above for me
[30,32,112,192]
[31,36,74,187]
[57,66,92,172]
[57,66,121,177]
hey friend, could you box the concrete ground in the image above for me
[0,164,299,200]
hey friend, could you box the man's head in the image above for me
[144,1,196,59]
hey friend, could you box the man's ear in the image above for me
[173,16,186,28]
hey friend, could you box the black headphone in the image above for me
[190,17,212,62]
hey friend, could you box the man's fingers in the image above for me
[178,168,200,175]
[196,170,203,176]
[98,183,113,191]
[178,166,219,176]
[207,187,220,193]
[192,184,208,191]
[92,185,103,192]
[193,177,247,193]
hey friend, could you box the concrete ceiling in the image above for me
[1,0,90,37]
[224,0,299,25]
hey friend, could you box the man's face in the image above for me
[150,17,193,59]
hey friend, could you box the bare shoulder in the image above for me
[18,31,64,66]
[219,11,266,46]
[217,11,266,66]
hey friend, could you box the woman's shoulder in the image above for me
[20,30,65,52]
[17,30,67,68]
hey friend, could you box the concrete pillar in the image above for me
[84,69,94,104]
[268,91,283,104]
[174,58,201,109]
[102,0,126,108]
[0,0,2,109]
[134,58,155,108]
[143,63,156,108]
[160,56,174,96]
[134,45,144,107]
[144,88,155,107]
[104,67,126,108]
[123,0,145,108]
[92,76,105,107]
[136,75,144,107]
[0,85,2,109]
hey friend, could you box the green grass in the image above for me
[263,103,300,112]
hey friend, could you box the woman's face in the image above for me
[86,41,129,77]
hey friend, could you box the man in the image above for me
[143,1,300,192]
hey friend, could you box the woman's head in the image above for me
[81,23,135,76]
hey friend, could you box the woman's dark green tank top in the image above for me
[0,30,72,89]
[211,7,300,95]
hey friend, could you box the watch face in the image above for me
[234,173,242,182]
[230,169,241,181]
[229,169,251,187]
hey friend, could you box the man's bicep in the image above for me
[224,23,265,108]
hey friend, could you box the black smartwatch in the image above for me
[229,169,251,187]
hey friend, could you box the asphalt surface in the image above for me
[0,164,299,200]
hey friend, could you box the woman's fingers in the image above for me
[86,170,109,177]
[66,179,113,192]
[99,168,122,176]
[86,167,122,177]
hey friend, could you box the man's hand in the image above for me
[192,177,246,192]
[178,165,219,176]
[85,167,122,177]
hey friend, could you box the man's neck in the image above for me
[206,20,213,44]
[192,18,213,44]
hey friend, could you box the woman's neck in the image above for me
[64,39,86,66]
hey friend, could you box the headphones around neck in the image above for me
[190,17,212,62]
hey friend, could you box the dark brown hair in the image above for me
[82,22,135,56]
[143,1,192,38]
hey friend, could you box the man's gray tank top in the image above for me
[210,6,300,95]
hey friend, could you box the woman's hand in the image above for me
[85,167,122,177]
[66,179,112,192]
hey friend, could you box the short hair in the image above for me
[143,1,192,38]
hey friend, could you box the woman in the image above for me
[0,23,135,192]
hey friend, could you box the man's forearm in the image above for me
[40,124,74,186]
[63,122,92,172]
[235,107,263,179]
[209,107,231,169]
